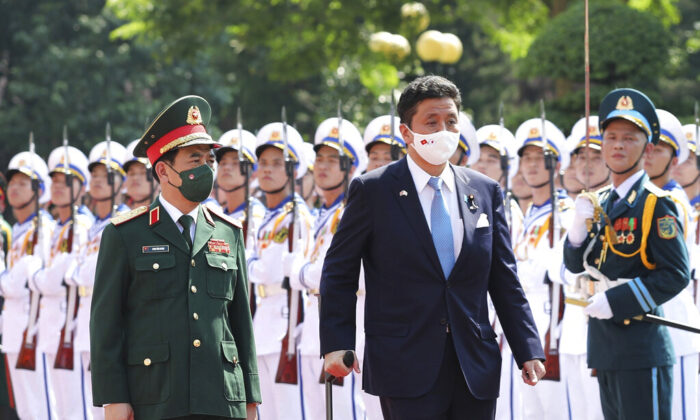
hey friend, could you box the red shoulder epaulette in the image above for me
[205,204,242,229]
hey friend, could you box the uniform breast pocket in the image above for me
[126,343,170,405]
[221,340,245,401]
[134,254,178,299]
[206,253,237,300]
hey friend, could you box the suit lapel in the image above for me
[192,206,215,256]
[149,198,191,255]
[390,159,443,276]
[451,167,478,276]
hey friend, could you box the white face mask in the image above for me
[407,127,460,165]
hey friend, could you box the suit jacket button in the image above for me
[191,285,197,293]
[193,312,199,320]
[152,263,160,270]
[191,259,196,267]
[193,339,201,348]
[143,358,151,366]
[233,356,238,364]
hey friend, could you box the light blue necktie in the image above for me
[428,176,455,278]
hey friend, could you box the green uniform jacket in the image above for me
[90,198,261,419]
[564,174,690,370]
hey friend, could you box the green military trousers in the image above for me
[597,366,672,420]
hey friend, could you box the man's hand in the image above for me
[105,403,134,420]
[521,359,546,386]
[584,292,613,319]
[323,350,360,378]
[246,403,258,420]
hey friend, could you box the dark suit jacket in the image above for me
[90,198,261,420]
[319,158,544,400]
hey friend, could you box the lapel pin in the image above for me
[399,190,408,197]
[466,194,478,210]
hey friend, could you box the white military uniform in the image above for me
[247,123,312,420]
[655,110,700,420]
[72,140,129,420]
[0,151,58,420]
[288,117,367,420]
[512,119,571,420]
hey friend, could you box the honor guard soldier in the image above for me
[472,123,526,420]
[512,117,572,420]
[647,109,700,419]
[90,96,261,420]
[35,144,93,420]
[564,88,691,420]
[123,139,159,209]
[215,128,266,250]
[298,142,319,209]
[0,174,15,420]
[1,150,58,420]
[549,117,610,420]
[450,112,479,167]
[246,122,312,420]
[363,115,406,172]
[285,117,368,420]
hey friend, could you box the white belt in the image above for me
[255,283,286,299]
[584,277,631,294]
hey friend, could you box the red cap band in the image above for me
[147,125,207,164]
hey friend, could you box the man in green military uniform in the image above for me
[90,96,261,420]
[564,88,690,420]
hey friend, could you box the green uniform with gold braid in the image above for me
[564,89,690,420]
[90,95,261,419]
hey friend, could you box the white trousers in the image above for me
[257,352,302,420]
[560,353,603,420]
[671,353,698,420]
[47,351,92,420]
[495,342,522,420]
[299,354,363,420]
[82,352,104,420]
[517,357,568,420]
[6,352,58,420]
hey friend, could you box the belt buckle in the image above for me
[256,284,266,299]
[78,286,88,297]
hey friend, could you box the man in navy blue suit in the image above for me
[320,76,546,420]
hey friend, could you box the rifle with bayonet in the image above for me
[55,127,79,370]
[499,102,513,234]
[276,107,302,385]
[237,108,256,318]
[336,101,352,204]
[17,133,42,371]
[105,123,117,215]
[390,90,400,161]
[540,101,564,382]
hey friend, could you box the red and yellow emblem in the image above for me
[616,96,634,111]
[186,106,203,125]
[270,131,282,141]
[379,124,391,135]
[487,131,498,140]
[528,127,540,139]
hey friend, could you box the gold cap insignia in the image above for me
[487,132,498,141]
[379,124,391,135]
[528,127,540,138]
[329,127,339,138]
[18,159,26,167]
[616,96,634,111]
[101,149,108,158]
[686,132,693,140]
[589,126,600,136]
[186,106,203,125]
[270,131,282,141]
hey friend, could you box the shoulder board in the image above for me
[206,204,242,229]
[643,181,670,198]
[110,206,148,226]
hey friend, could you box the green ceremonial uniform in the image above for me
[90,198,261,419]
[564,174,689,419]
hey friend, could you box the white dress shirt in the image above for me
[611,170,645,205]
[159,194,198,243]
[406,154,463,260]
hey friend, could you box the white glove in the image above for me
[248,255,284,285]
[74,254,98,287]
[568,195,595,246]
[282,252,296,279]
[584,292,613,319]
[34,253,72,295]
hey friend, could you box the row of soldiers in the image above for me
[0,94,697,420]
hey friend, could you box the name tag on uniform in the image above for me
[208,239,230,254]
[142,245,170,253]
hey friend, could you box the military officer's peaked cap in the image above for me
[134,95,220,165]
[458,112,480,165]
[598,88,660,144]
